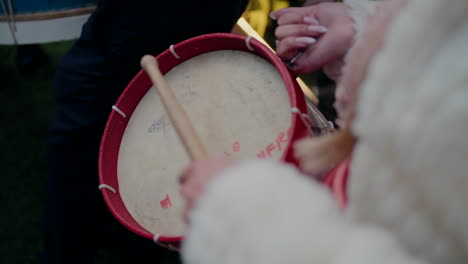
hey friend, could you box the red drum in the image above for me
[323,159,349,210]
[99,33,321,249]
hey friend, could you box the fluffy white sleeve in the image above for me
[181,159,424,264]
[344,0,380,41]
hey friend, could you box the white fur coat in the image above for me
[182,0,468,263]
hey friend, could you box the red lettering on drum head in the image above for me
[266,143,276,157]
[160,194,172,209]
[257,150,266,158]
[275,132,284,151]
[256,130,290,159]
[233,141,240,152]
[279,132,288,143]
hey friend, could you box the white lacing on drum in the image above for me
[0,0,18,44]
[169,45,181,59]
[245,36,255,51]
[112,105,127,118]
[291,107,314,136]
[153,233,161,243]
[98,184,117,194]
[153,234,180,251]
[166,244,179,252]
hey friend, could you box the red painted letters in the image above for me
[160,194,172,209]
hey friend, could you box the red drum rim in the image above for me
[322,159,349,209]
[98,33,309,244]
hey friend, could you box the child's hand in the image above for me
[271,3,355,80]
[179,157,235,223]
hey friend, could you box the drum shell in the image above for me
[99,33,312,249]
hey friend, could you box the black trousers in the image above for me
[40,2,248,263]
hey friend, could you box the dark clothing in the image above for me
[40,1,248,263]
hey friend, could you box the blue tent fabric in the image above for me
[0,0,96,16]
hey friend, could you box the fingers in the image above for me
[270,6,316,21]
[271,6,329,70]
[322,58,344,81]
[294,136,336,175]
[182,198,194,223]
[274,15,327,63]
[290,23,355,75]
[179,156,235,223]
[276,36,316,61]
[294,130,356,176]
[275,24,327,40]
[270,7,303,20]
[276,12,319,26]
[271,3,356,75]
[179,174,203,223]
[179,164,193,184]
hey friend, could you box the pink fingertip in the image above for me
[296,37,316,45]
[304,16,320,25]
[308,25,328,33]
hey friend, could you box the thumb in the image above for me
[293,25,353,75]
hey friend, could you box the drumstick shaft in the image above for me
[140,55,208,161]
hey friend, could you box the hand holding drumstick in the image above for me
[271,3,355,80]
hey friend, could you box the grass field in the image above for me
[0,42,180,264]
[0,42,70,264]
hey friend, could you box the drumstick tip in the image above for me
[140,54,158,69]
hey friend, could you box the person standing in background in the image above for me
[39,1,248,263]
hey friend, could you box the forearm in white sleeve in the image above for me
[344,0,381,41]
[181,159,424,264]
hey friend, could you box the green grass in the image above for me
[0,41,72,264]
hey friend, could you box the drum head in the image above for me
[99,33,308,245]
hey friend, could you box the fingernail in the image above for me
[304,16,319,25]
[296,37,316,45]
[308,25,328,33]
[269,13,277,20]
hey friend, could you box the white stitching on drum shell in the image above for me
[167,244,180,252]
[98,184,117,194]
[245,36,255,51]
[291,107,301,114]
[112,105,127,118]
[169,45,181,59]
[291,108,310,119]
[153,234,180,251]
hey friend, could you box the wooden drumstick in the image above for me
[140,55,208,161]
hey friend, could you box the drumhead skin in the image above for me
[99,33,309,248]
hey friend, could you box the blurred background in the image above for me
[0,0,327,263]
